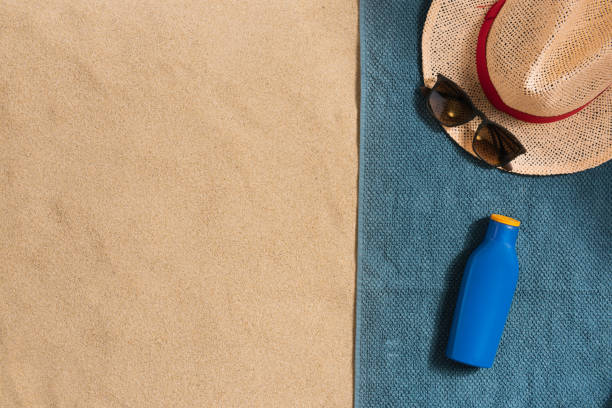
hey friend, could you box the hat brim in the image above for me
[422,0,612,175]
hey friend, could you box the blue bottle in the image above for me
[446,214,520,368]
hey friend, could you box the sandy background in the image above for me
[0,1,358,406]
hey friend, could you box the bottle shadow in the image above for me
[428,217,489,375]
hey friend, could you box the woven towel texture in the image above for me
[355,1,612,407]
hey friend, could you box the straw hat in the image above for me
[422,0,612,175]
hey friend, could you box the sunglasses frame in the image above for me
[421,74,526,168]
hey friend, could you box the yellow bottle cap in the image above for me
[490,214,520,227]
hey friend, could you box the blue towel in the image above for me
[355,1,612,407]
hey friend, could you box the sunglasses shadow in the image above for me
[412,88,491,171]
[413,87,441,133]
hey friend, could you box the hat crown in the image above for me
[486,0,612,117]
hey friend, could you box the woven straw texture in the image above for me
[422,0,612,175]
[487,0,612,117]
[355,0,611,406]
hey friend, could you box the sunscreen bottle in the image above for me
[446,214,520,368]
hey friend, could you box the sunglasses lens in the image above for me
[428,80,475,126]
[473,123,526,167]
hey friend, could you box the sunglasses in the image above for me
[421,75,526,168]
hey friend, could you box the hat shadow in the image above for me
[427,217,489,375]
[413,0,492,172]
